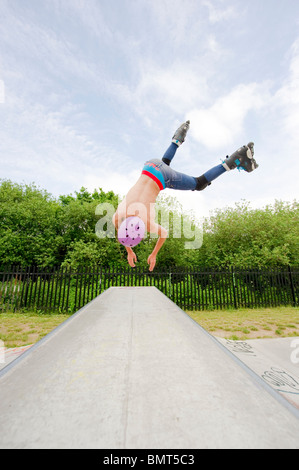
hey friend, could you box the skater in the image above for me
[112,121,258,271]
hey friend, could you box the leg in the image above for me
[195,142,258,190]
[195,164,226,191]
[162,142,179,166]
[161,120,258,191]
[162,165,198,191]
[161,119,226,190]
[163,163,225,191]
[222,142,258,172]
[164,144,258,192]
[162,121,190,166]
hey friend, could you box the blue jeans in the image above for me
[143,143,226,191]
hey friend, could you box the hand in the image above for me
[127,250,137,268]
[147,253,156,272]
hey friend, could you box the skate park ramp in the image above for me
[0,286,299,449]
[217,336,299,410]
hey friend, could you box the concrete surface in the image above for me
[217,336,299,409]
[0,287,299,449]
[0,344,33,372]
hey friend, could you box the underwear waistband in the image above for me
[142,161,166,190]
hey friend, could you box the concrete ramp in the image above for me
[0,287,299,449]
[218,337,299,409]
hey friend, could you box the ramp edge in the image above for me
[151,287,299,421]
[0,288,111,378]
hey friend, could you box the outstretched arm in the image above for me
[113,211,137,268]
[126,246,137,268]
[147,223,168,271]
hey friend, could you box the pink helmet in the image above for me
[117,216,145,247]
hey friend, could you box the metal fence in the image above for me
[0,265,298,313]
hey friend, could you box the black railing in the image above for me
[0,265,298,313]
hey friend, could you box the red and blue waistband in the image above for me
[142,161,166,190]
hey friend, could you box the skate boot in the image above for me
[172,120,190,146]
[222,142,258,172]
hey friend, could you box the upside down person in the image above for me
[112,121,258,271]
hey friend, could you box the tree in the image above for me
[196,200,299,267]
[58,186,121,268]
[1,179,297,269]
[0,181,121,268]
[0,180,63,266]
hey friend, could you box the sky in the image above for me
[1,0,299,221]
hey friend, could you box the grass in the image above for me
[186,306,299,341]
[0,312,71,348]
[1,306,299,349]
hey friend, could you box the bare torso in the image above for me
[113,174,160,232]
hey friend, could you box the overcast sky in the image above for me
[1,0,299,220]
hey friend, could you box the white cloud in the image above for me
[109,59,211,129]
[203,0,238,24]
[83,168,140,199]
[1,0,299,221]
[0,90,133,197]
[188,82,271,150]
[273,38,299,146]
[0,79,4,103]
[50,0,114,42]
[148,0,202,45]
